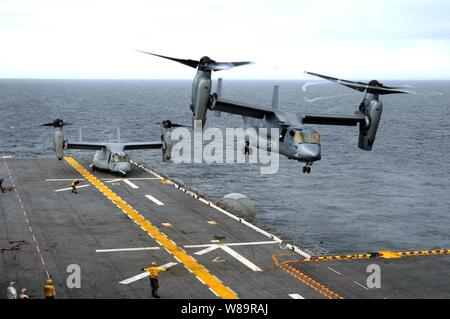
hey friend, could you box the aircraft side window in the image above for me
[279,128,287,142]
[311,132,320,144]
[294,132,304,144]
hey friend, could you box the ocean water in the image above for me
[1,79,449,254]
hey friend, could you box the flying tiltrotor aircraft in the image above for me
[41,119,177,175]
[139,52,412,173]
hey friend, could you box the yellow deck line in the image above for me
[65,157,238,299]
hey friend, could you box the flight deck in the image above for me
[1,156,449,299]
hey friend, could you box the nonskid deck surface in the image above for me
[0,157,324,299]
[1,157,449,299]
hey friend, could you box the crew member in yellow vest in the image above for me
[71,180,80,194]
[44,278,56,299]
[142,262,166,298]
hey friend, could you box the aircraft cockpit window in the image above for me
[117,154,130,162]
[112,154,120,163]
[293,131,320,144]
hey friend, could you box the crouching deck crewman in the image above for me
[44,278,56,299]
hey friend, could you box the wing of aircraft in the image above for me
[66,142,107,150]
[210,94,275,119]
[122,142,163,150]
[301,112,366,126]
[210,95,366,126]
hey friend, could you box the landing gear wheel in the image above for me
[307,167,311,174]
[91,165,96,172]
[302,167,307,174]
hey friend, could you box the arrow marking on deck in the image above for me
[119,262,178,285]
[213,257,226,263]
[191,243,265,272]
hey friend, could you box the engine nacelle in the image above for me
[358,100,383,151]
[54,127,65,160]
[191,73,211,130]
[161,130,172,162]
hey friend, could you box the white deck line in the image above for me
[123,179,139,189]
[96,247,160,253]
[132,161,311,259]
[289,293,305,299]
[145,194,164,206]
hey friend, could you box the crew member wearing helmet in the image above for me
[142,261,166,298]
[44,278,56,299]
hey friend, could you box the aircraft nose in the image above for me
[117,162,131,174]
[298,144,321,161]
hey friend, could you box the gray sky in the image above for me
[1,0,449,79]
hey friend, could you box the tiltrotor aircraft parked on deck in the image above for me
[41,119,182,175]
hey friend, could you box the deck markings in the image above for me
[119,262,178,285]
[353,280,369,291]
[185,241,277,248]
[96,247,161,253]
[2,158,50,278]
[221,245,263,272]
[145,194,164,206]
[191,243,263,272]
[46,177,158,182]
[272,254,344,299]
[54,184,91,192]
[208,220,218,225]
[123,179,139,189]
[289,293,305,299]
[213,256,226,263]
[65,156,238,299]
[328,267,342,276]
[53,179,120,192]
[162,223,173,228]
[195,246,221,256]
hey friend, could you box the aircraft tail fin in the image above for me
[272,85,279,109]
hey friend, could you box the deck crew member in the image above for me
[142,262,166,298]
[7,281,17,299]
[44,278,56,299]
[19,288,30,299]
[71,180,80,194]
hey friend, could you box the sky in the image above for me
[0,0,449,79]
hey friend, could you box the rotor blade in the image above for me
[305,71,368,92]
[137,50,199,69]
[155,121,190,128]
[212,61,253,71]
[41,123,55,127]
[305,71,411,95]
